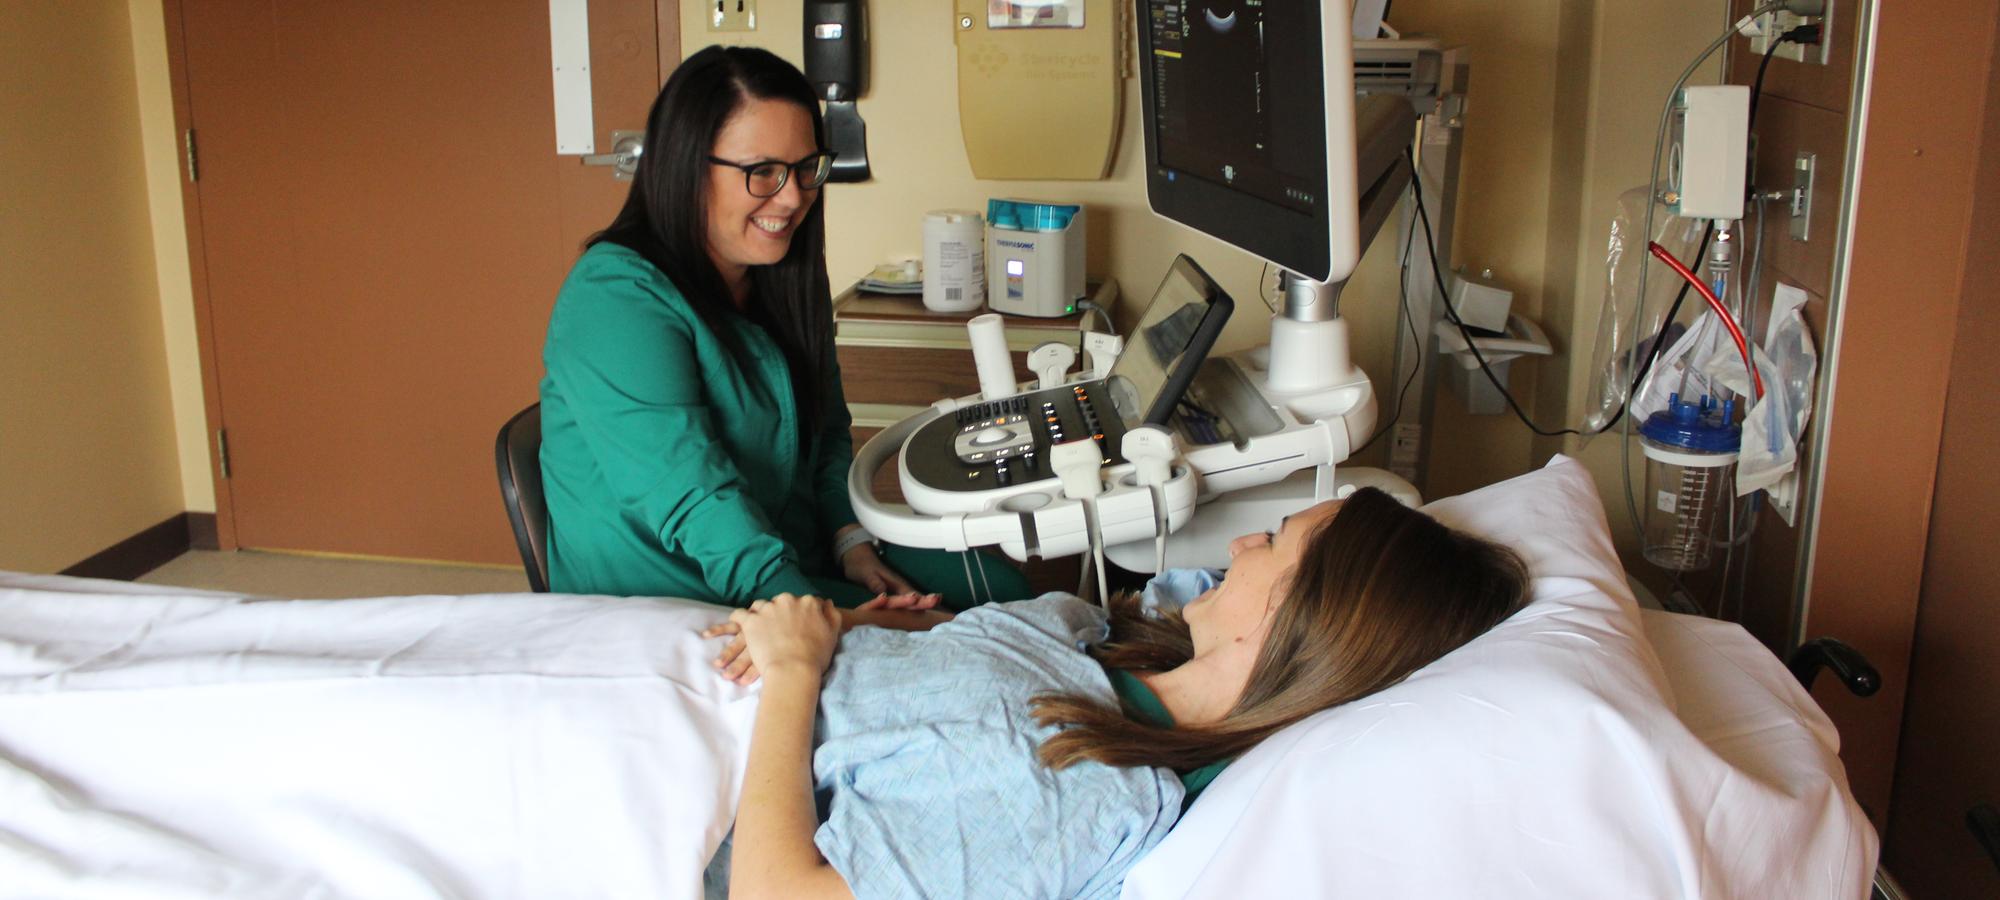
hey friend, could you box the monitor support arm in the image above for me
[1267,94,1417,393]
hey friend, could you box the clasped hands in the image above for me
[702,591,948,685]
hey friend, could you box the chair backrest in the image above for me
[494,403,550,592]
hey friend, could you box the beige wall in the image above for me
[1,0,186,571]
[688,1,1608,500]
[106,0,1728,563]
[682,1,1721,537]
[129,0,215,514]
[1554,1,1730,561]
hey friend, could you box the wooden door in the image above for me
[177,0,665,564]
[1882,33,2000,892]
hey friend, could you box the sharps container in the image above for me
[1638,394,1741,571]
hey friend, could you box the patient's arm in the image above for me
[728,597,854,900]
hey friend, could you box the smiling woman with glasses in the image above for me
[538,47,1031,629]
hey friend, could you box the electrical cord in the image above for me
[1355,208,1424,455]
[1257,262,1279,314]
[1085,499,1109,608]
[1593,222,1713,436]
[1073,299,1118,363]
[1412,168,1580,437]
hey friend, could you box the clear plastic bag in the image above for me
[1581,187,1710,437]
[1633,308,1754,422]
[1737,283,1817,498]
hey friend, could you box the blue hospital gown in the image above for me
[808,593,1185,899]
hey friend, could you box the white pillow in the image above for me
[1122,455,1877,900]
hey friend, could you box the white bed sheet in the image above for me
[0,580,755,899]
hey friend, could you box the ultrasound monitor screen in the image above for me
[1145,1,1325,217]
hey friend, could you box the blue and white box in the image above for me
[985,199,1086,318]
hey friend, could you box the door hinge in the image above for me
[184,129,199,183]
[215,428,231,479]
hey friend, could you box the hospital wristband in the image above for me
[832,526,878,561]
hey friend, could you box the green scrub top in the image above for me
[539,242,856,606]
[1106,668,1232,810]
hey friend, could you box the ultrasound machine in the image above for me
[849,2,1440,596]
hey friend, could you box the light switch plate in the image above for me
[710,0,756,32]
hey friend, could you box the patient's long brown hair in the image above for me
[1033,487,1529,774]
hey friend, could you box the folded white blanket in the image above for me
[0,575,755,899]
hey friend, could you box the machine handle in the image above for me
[1786,638,1881,697]
[848,407,962,549]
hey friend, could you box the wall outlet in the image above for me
[710,0,756,32]
[1749,1,1833,65]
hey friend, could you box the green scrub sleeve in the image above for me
[546,266,818,606]
[813,347,861,538]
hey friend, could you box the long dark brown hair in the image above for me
[1033,487,1529,773]
[588,45,833,434]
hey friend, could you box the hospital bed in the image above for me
[0,457,1876,898]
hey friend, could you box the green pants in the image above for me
[806,544,1034,612]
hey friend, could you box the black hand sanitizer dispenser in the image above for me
[804,0,869,182]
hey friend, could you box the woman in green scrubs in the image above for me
[539,46,1029,612]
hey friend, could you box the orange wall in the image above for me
[0,0,185,571]
[1807,0,2000,824]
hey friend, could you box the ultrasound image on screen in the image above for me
[1146,0,1323,214]
[1181,2,1263,168]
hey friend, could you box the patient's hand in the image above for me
[721,594,841,686]
[704,593,952,685]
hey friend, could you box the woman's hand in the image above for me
[715,593,841,686]
[836,531,916,596]
[705,592,949,684]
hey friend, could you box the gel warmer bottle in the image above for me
[985,199,1086,318]
[1639,394,1741,571]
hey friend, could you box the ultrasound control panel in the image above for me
[904,382,1128,494]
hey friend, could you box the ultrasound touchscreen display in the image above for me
[1103,255,1234,429]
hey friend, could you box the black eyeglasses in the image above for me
[706,152,836,198]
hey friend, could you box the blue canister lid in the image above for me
[986,198,1080,232]
[1639,394,1741,453]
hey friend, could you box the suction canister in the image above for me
[1639,394,1741,571]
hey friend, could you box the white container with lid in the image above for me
[922,210,986,312]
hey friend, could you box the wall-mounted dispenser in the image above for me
[953,0,1122,180]
[805,0,870,182]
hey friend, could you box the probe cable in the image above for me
[1355,204,1426,455]
[1412,167,1580,437]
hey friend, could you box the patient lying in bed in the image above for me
[704,487,1528,899]
[0,457,1877,898]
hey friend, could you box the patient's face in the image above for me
[1184,499,1343,654]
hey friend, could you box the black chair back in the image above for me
[495,403,549,592]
